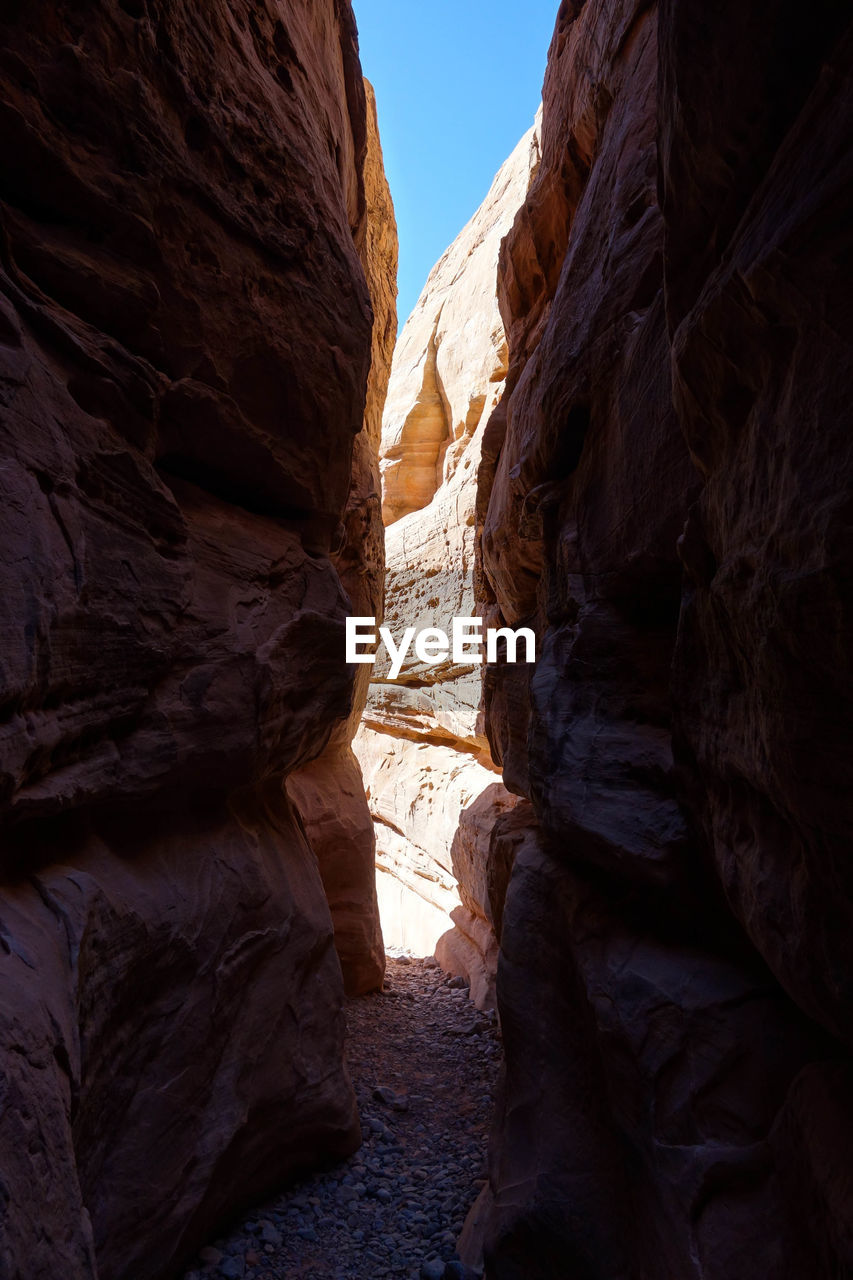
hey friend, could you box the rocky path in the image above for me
[183,957,499,1280]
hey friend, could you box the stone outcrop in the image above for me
[0,3,387,1276]
[286,79,397,996]
[470,1,853,1277]
[354,122,540,1000]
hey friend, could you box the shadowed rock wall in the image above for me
[0,2,384,1276]
[472,1,853,1276]
[286,78,397,997]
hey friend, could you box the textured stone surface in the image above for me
[0,2,380,1275]
[286,79,397,996]
[286,745,385,996]
[356,727,518,990]
[662,3,853,1050]
[1,790,358,1280]
[354,123,538,981]
[381,120,540,529]
[474,1,853,1276]
[480,829,829,1280]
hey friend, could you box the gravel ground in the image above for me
[183,955,499,1280]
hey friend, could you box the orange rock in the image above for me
[0,2,380,1275]
[286,78,398,996]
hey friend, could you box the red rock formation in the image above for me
[662,0,853,1052]
[0,2,383,1275]
[474,1,853,1276]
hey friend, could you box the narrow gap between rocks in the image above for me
[180,22,547,1280]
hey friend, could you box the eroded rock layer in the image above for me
[355,123,540,997]
[474,1,853,1277]
[0,2,381,1276]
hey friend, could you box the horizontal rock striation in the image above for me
[0,2,384,1276]
[473,1,853,1277]
[355,123,541,995]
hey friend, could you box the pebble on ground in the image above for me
[182,955,499,1280]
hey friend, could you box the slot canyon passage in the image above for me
[1,0,853,1278]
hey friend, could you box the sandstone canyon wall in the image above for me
[0,3,387,1277]
[354,122,541,1003]
[286,78,396,997]
[470,1,853,1278]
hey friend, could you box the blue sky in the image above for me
[353,0,558,325]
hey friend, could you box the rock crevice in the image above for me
[355,120,542,988]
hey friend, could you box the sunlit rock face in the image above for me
[380,117,540,531]
[354,121,540,999]
[473,1,853,1277]
[286,79,397,997]
[0,2,379,1276]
